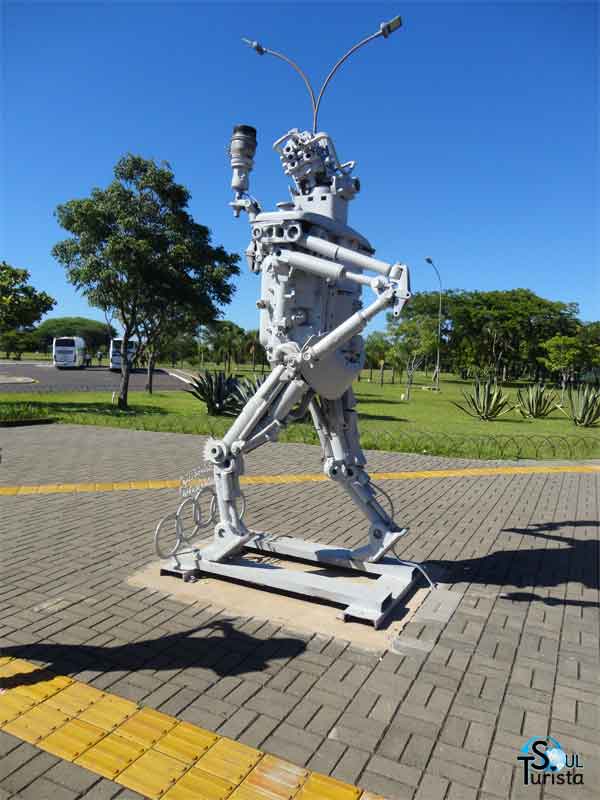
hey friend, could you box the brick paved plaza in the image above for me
[0,425,598,799]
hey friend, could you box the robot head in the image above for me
[233,16,402,213]
[273,129,360,201]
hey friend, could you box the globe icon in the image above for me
[547,747,566,772]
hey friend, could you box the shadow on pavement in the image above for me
[424,520,599,608]
[0,620,307,689]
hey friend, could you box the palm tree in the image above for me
[205,321,246,373]
[245,329,264,373]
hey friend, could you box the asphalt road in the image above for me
[0,360,185,392]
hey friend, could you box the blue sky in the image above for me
[2,1,598,335]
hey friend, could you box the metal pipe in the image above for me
[277,248,375,288]
[242,39,317,119]
[300,235,394,277]
[425,257,443,392]
[308,289,394,361]
[223,364,286,447]
[277,249,343,281]
[312,15,402,132]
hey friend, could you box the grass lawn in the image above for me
[1,372,598,460]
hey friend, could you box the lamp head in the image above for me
[229,124,257,196]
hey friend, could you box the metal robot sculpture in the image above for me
[158,15,434,628]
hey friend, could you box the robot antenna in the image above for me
[242,38,317,119]
[312,15,402,132]
[242,15,402,133]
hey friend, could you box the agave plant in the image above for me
[452,380,514,421]
[515,384,557,419]
[186,372,240,416]
[232,374,267,413]
[556,386,600,427]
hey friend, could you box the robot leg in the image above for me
[314,389,411,563]
[203,368,310,562]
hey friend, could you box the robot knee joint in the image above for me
[204,438,230,466]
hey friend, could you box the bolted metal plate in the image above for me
[237,754,308,799]
[75,732,146,780]
[0,691,36,725]
[162,766,235,800]
[78,694,138,731]
[195,738,263,784]
[154,721,218,765]
[118,749,188,799]
[13,674,72,703]
[3,703,70,744]
[46,681,105,714]
[117,707,177,747]
[38,718,106,761]
[296,774,361,800]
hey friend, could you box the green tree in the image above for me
[403,289,579,380]
[156,331,199,368]
[0,329,38,359]
[442,289,578,380]
[577,322,600,377]
[0,262,55,334]
[52,154,239,408]
[205,321,246,372]
[387,315,437,399]
[244,329,265,373]
[539,334,583,403]
[364,331,388,384]
[33,316,117,353]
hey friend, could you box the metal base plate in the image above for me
[162,533,424,629]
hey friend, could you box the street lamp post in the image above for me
[425,257,442,392]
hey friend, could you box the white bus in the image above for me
[109,338,137,371]
[53,336,87,369]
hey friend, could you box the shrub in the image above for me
[557,386,600,427]
[231,374,267,414]
[515,384,557,419]
[185,372,240,416]
[452,380,514,421]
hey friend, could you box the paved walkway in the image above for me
[0,425,598,800]
[0,364,181,392]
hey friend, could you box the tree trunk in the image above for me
[379,362,385,386]
[146,355,155,394]
[118,330,131,409]
[391,366,395,385]
[369,366,373,382]
[252,347,256,372]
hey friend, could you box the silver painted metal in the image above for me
[156,16,434,626]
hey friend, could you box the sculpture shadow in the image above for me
[0,620,307,690]
[423,520,599,608]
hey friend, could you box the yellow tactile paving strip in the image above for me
[0,463,598,497]
[0,656,384,799]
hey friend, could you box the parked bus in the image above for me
[109,338,137,371]
[52,336,87,369]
